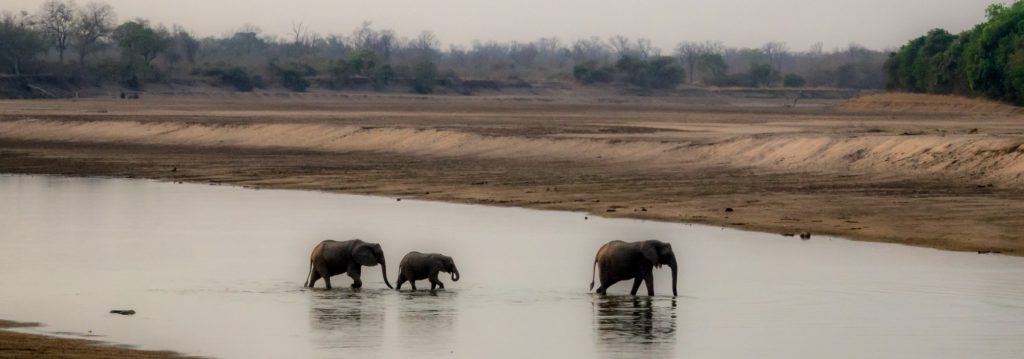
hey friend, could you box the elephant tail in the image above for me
[589,256,599,291]
[304,260,313,287]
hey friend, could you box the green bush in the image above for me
[269,60,310,92]
[783,74,806,87]
[411,60,438,94]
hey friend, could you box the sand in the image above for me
[0,320,195,358]
[0,92,1022,258]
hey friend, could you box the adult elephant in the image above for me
[589,240,678,297]
[304,239,394,290]
[396,252,460,294]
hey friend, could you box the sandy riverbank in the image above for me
[0,320,194,358]
[1,91,1022,256]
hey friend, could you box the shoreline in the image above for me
[0,320,195,359]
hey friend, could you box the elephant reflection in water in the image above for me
[308,290,386,351]
[593,296,677,355]
[397,291,460,352]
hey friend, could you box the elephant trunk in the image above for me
[380,259,394,289]
[669,258,678,297]
[451,266,460,282]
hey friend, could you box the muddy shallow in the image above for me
[1,175,1023,358]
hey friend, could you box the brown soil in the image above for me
[0,320,196,358]
[0,92,1021,257]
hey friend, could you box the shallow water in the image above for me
[1,175,1023,358]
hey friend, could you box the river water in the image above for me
[1,175,1022,358]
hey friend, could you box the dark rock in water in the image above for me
[725,208,734,212]
[396,198,402,202]
[110,309,135,315]
[782,233,796,237]
[799,232,811,240]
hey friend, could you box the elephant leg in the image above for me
[323,274,332,290]
[644,271,655,296]
[597,271,617,295]
[348,264,363,289]
[348,272,362,289]
[410,280,417,291]
[429,272,442,294]
[396,274,407,290]
[630,277,643,296]
[308,269,322,288]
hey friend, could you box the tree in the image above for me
[171,26,199,64]
[410,31,440,60]
[749,63,773,87]
[696,52,728,83]
[113,20,167,65]
[38,0,76,64]
[0,12,48,75]
[411,60,438,93]
[71,2,116,65]
[761,41,789,73]
[645,56,685,88]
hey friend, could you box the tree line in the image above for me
[886,1,1024,104]
[2,0,888,97]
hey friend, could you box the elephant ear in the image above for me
[435,256,448,272]
[640,242,659,266]
[353,244,377,266]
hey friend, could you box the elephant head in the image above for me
[641,240,678,297]
[353,242,394,289]
[439,255,460,282]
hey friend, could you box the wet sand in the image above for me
[0,320,193,358]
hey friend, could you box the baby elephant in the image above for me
[396,252,460,294]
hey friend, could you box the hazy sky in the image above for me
[0,0,1011,51]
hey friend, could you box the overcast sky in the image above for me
[0,0,1011,51]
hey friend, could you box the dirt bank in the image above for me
[0,320,194,358]
[1,92,1022,255]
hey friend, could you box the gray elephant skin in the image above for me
[396,252,460,294]
[590,240,678,297]
[305,239,394,290]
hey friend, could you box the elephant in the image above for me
[396,252,460,294]
[589,240,678,297]
[305,239,394,290]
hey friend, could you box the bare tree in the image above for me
[290,20,309,46]
[761,41,789,73]
[675,42,702,84]
[38,0,76,64]
[352,21,376,49]
[676,41,724,83]
[572,36,608,64]
[607,35,632,57]
[809,42,824,56]
[70,1,114,65]
[634,38,657,59]
[410,30,440,60]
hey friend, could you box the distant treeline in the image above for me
[1,0,888,97]
[886,1,1024,104]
